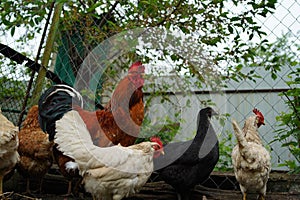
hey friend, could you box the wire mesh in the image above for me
[0,0,299,198]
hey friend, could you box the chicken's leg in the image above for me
[0,176,3,194]
[177,191,191,200]
[38,178,43,194]
[258,194,265,200]
[67,180,72,196]
[61,180,73,196]
[25,178,31,194]
[243,192,247,200]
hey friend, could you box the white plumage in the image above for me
[55,110,157,200]
[231,116,271,200]
[0,109,20,194]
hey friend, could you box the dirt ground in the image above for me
[3,170,300,200]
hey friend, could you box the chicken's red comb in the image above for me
[150,136,163,146]
[253,108,264,119]
[129,61,145,72]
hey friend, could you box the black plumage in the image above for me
[38,84,83,140]
[154,107,219,200]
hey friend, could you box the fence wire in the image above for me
[0,0,299,197]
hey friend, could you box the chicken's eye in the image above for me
[153,145,159,150]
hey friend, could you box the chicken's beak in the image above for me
[150,142,165,155]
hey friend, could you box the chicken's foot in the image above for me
[258,194,265,200]
[60,180,73,197]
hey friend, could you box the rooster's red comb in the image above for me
[129,61,145,72]
[253,108,264,119]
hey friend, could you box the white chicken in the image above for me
[54,110,164,200]
[231,108,271,200]
[0,109,20,195]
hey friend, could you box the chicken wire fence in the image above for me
[0,0,299,194]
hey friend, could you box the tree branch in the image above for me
[0,43,66,85]
[98,0,119,29]
[156,0,184,26]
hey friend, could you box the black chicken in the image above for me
[154,107,219,200]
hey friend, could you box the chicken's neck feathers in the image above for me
[193,116,210,146]
[243,118,262,145]
[242,116,262,145]
[189,115,214,158]
[111,77,143,110]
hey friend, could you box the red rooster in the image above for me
[38,61,145,194]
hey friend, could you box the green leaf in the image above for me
[249,33,254,40]
[271,72,277,80]
[166,21,171,29]
[290,61,298,66]
[230,16,240,22]
[10,26,15,36]
[236,64,243,71]
[86,2,102,13]
[228,24,233,34]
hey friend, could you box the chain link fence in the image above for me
[0,0,299,198]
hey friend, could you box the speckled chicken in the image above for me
[231,108,271,200]
[0,109,19,195]
[17,105,53,193]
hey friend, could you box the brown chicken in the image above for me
[231,108,271,200]
[38,61,145,195]
[17,105,53,194]
[0,109,19,195]
[75,60,145,147]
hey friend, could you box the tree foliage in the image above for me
[275,67,300,173]
[1,0,278,78]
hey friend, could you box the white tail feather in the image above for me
[55,110,154,174]
[232,119,247,148]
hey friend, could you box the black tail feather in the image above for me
[38,84,83,140]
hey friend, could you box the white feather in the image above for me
[0,110,20,182]
[43,84,83,107]
[55,110,155,200]
[65,161,79,173]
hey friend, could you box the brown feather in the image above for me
[74,73,144,148]
[17,105,53,192]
